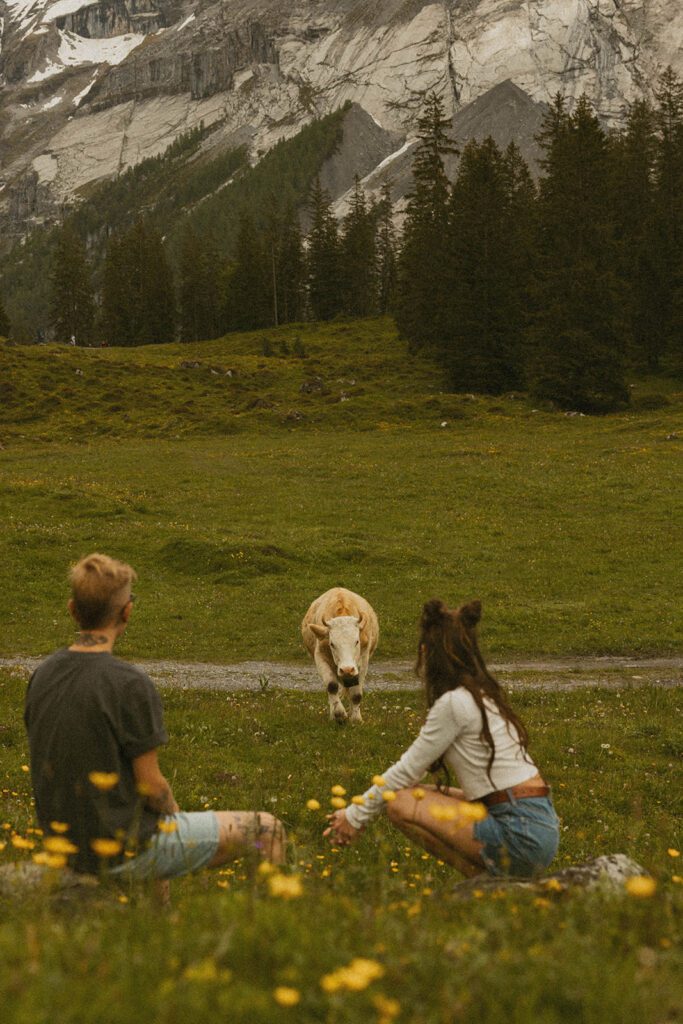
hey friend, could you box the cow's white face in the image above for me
[325,616,362,682]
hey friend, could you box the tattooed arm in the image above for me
[133,749,179,815]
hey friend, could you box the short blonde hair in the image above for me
[69,553,137,629]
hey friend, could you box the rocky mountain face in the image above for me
[1,0,681,244]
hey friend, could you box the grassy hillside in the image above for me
[1,318,681,660]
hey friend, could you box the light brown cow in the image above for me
[301,587,379,723]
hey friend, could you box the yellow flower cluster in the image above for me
[44,836,78,855]
[158,820,178,834]
[625,875,657,898]
[273,986,301,1007]
[90,838,122,858]
[88,772,119,792]
[32,851,67,869]
[331,785,346,796]
[428,801,487,824]
[320,957,385,993]
[267,873,303,900]
[306,799,321,811]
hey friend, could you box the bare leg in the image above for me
[209,811,286,868]
[386,789,487,877]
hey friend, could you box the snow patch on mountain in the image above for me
[26,28,145,81]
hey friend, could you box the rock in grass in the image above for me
[0,862,101,901]
[453,854,649,896]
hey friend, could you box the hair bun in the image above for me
[421,599,449,629]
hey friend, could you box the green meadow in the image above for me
[0,318,682,1022]
[1,318,681,659]
[0,672,681,1023]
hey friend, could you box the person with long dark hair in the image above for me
[324,599,559,878]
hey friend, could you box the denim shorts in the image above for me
[109,811,220,881]
[473,795,560,878]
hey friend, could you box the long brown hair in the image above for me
[415,598,530,786]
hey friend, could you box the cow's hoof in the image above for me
[333,709,348,724]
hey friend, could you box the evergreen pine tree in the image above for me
[528,94,629,412]
[395,91,458,350]
[178,226,223,342]
[224,211,271,331]
[444,137,529,393]
[375,180,397,314]
[339,176,378,317]
[277,205,305,324]
[306,178,342,321]
[50,222,95,345]
[610,99,659,367]
[101,220,176,345]
[651,67,683,367]
[0,294,11,338]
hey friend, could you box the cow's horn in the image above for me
[322,616,332,628]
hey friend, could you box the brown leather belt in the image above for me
[481,784,551,807]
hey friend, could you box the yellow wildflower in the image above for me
[320,957,385,993]
[533,897,552,909]
[306,799,321,811]
[257,860,276,876]
[330,797,347,809]
[667,848,680,858]
[88,772,119,791]
[381,791,396,803]
[44,836,78,855]
[182,959,230,983]
[49,822,70,834]
[90,838,123,858]
[625,875,657,898]
[461,801,487,822]
[372,994,401,1020]
[542,877,564,892]
[372,776,386,787]
[11,835,35,850]
[672,875,682,884]
[412,788,426,801]
[267,873,303,899]
[351,795,366,806]
[158,820,178,834]
[32,851,67,869]
[331,785,346,796]
[428,803,459,821]
[21,765,29,773]
[118,894,129,904]
[273,986,301,1007]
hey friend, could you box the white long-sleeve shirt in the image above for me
[345,687,539,830]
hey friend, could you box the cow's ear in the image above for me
[309,623,329,639]
[460,600,482,627]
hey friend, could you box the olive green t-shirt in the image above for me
[24,649,168,874]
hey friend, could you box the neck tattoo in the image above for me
[76,632,109,647]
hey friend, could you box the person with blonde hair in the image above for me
[24,553,286,885]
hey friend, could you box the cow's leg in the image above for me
[347,652,370,723]
[346,682,363,723]
[315,649,347,722]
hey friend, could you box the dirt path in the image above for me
[1,656,680,692]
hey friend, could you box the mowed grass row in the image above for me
[0,672,681,1023]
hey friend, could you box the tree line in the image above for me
[24,67,683,412]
